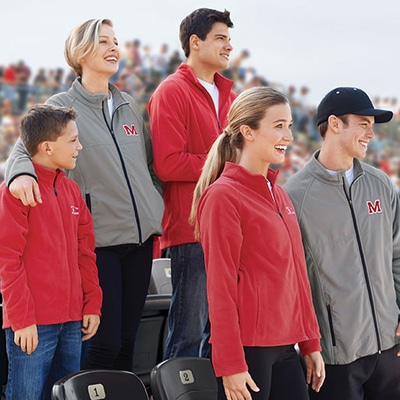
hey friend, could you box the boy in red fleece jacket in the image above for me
[0,104,102,400]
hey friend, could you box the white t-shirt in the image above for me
[198,78,219,117]
[108,92,114,118]
[326,165,354,185]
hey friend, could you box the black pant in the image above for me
[82,236,153,371]
[309,344,400,400]
[217,345,309,400]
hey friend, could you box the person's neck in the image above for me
[186,60,216,84]
[31,155,57,171]
[317,146,353,171]
[238,153,269,178]
[80,74,109,95]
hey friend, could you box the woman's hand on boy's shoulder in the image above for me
[9,175,42,207]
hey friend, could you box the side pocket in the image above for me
[85,193,92,213]
[326,304,336,347]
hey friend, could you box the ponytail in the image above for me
[189,130,239,239]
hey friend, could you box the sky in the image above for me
[2,0,400,107]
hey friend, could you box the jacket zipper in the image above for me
[266,179,282,218]
[342,177,382,352]
[53,172,59,196]
[102,104,143,244]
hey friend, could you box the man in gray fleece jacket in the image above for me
[284,87,400,400]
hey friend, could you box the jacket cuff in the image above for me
[7,173,38,188]
[298,338,321,357]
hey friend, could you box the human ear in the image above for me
[240,125,254,141]
[40,141,53,155]
[189,34,200,49]
[328,115,340,132]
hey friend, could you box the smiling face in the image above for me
[44,120,82,170]
[239,102,293,175]
[338,114,375,160]
[82,23,120,79]
[191,21,233,76]
[251,102,293,166]
[318,113,377,171]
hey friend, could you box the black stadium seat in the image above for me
[148,258,172,295]
[150,357,218,400]
[133,294,171,388]
[51,369,149,400]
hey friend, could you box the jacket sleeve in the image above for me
[390,183,400,309]
[127,95,163,196]
[197,186,247,377]
[5,137,37,186]
[148,86,206,183]
[0,189,36,330]
[298,338,322,357]
[77,195,103,317]
[143,114,163,196]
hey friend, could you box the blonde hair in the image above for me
[190,86,289,238]
[64,18,113,77]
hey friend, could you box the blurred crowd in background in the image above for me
[1,39,400,187]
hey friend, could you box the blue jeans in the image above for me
[163,243,210,359]
[5,321,82,400]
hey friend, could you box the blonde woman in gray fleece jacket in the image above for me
[5,18,164,371]
[284,87,400,400]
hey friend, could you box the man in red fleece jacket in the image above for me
[148,8,237,359]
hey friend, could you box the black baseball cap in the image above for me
[316,87,393,126]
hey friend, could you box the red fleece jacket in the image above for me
[149,63,237,249]
[197,163,321,377]
[0,163,102,330]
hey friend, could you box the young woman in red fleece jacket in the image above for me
[190,86,325,400]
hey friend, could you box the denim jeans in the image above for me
[163,242,210,359]
[5,321,82,400]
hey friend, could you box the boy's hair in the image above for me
[20,104,77,156]
[179,8,233,58]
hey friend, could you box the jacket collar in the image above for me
[307,149,365,184]
[71,78,128,109]
[33,162,65,184]
[177,63,234,92]
[222,162,279,193]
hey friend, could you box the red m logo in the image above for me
[366,199,382,214]
[123,125,138,136]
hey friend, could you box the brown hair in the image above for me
[20,104,77,156]
[179,8,233,58]
[318,114,349,138]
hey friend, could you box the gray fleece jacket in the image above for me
[5,79,163,247]
[284,150,400,365]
